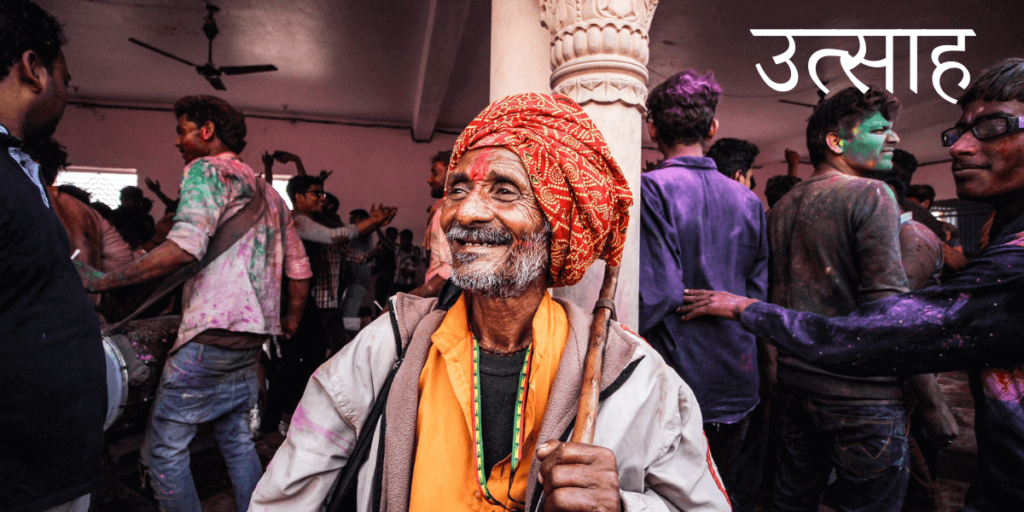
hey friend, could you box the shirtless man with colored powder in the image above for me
[681,58,1024,511]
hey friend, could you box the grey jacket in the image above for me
[250,291,730,511]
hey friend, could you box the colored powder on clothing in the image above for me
[983,365,1024,402]
[290,403,354,454]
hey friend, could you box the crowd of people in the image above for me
[3,2,1024,512]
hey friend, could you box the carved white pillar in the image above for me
[542,0,659,330]
[490,0,551,101]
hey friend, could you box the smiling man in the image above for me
[260,175,395,443]
[250,93,730,512]
[753,86,916,512]
[78,95,312,512]
[680,59,1024,511]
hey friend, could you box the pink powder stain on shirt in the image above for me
[1004,232,1024,248]
[738,352,754,372]
[171,155,312,350]
[289,403,354,455]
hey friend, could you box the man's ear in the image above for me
[826,133,845,155]
[17,50,46,94]
[647,122,659,145]
[200,121,216,142]
[705,119,719,141]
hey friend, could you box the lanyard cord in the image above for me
[470,334,533,509]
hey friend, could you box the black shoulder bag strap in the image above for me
[325,296,408,512]
[104,178,269,335]
[324,282,462,512]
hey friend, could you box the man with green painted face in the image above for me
[760,86,915,512]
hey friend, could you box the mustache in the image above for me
[445,224,514,246]
[952,160,988,171]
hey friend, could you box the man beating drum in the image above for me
[77,94,314,512]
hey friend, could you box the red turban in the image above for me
[448,93,633,288]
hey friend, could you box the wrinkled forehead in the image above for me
[448,147,530,185]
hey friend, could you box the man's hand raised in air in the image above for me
[368,204,397,227]
[350,204,398,237]
[144,177,162,194]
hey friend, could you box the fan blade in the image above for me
[220,64,278,76]
[202,74,227,91]
[128,38,198,67]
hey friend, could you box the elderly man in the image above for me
[680,58,1024,512]
[250,93,730,512]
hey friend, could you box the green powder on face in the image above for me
[842,111,896,172]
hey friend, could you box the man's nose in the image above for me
[453,187,495,225]
[887,130,900,145]
[950,131,979,157]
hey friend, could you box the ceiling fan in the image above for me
[778,83,828,109]
[128,4,277,91]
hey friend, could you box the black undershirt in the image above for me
[479,349,529,478]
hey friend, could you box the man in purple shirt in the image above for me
[639,70,769,510]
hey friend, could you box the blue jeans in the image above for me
[770,389,910,512]
[143,342,262,512]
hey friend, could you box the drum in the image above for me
[102,337,130,430]
[102,315,180,431]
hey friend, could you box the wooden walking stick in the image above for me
[569,263,620,444]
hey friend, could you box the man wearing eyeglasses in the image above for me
[679,58,1024,511]
[264,175,397,443]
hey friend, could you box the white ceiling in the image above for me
[40,0,1024,167]
[41,0,492,133]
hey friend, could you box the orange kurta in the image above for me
[409,292,568,511]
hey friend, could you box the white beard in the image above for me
[447,221,551,299]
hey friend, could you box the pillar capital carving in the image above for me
[539,0,659,110]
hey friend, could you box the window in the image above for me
[271,176,293,210]
[54,166,137,209]
[930,199,995,257]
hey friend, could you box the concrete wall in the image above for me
[54,105,459,242]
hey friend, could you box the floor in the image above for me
[92,372,978,512]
